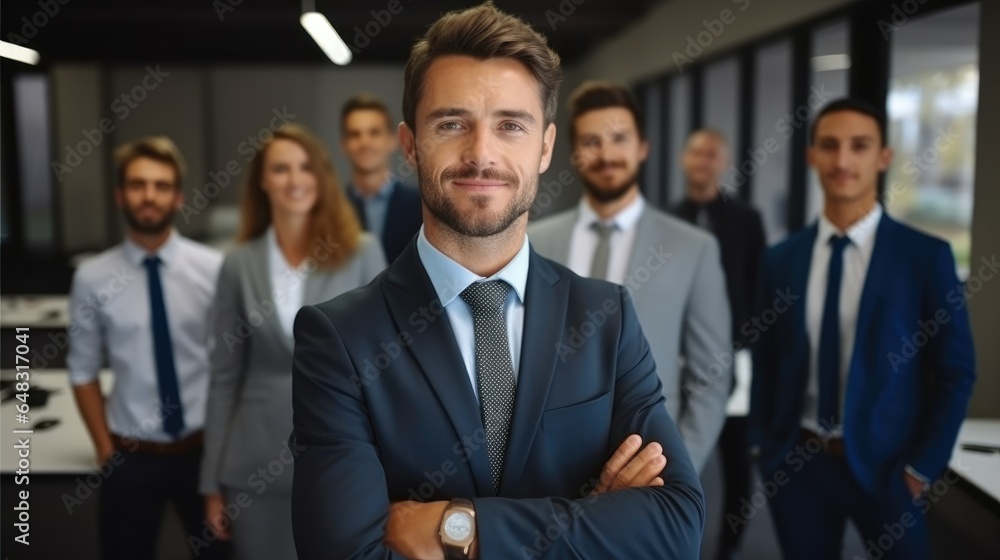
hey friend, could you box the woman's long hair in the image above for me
[237,123,361,269]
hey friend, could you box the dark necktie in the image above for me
[143,256,185,438]
[818,235,851,429]
[589,222,616,281]
[460,280,516,494]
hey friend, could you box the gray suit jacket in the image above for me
[529,205,731,472]
[199,232,386,495]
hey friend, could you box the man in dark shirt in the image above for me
[673,129,766,560]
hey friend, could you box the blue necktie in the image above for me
[818,235,851,429]
[143,256,185,438]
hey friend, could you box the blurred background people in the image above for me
[529,82,732,474]
[67,137,227,560]
[749,99,976,560]
[341,93,422,263]
[199,123,386,560]
[673,129,767,560]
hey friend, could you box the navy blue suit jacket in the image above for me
[749,214,975,492]
[348,181,423,264]
[290,240,705,559]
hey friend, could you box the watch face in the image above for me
[443,511,473,541]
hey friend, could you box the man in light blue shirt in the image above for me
[67,137,225,560]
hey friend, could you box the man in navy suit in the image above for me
[291,4,704,559]
[342,93,422,263]
[749,98,976,560]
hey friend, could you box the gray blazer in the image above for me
[529,205,731,472]
[199,232,386,494]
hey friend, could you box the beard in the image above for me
[419,160,535,238]
[581,162,640,203]
[121,203,176,235]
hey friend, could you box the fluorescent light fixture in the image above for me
[812,54,851,73]
[300,11,351,66]
[0,41,40,65]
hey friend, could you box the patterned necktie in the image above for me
[589,222,617,281]
[460,280,516,494]
[818,235,851,429]
[143,256,185,438]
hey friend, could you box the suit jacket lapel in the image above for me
[500,251,567,494]
[381,241,494,495]
[624,209,657,282]
[792,224,817,393]
[246,237,295,356]
[845,214,894,420]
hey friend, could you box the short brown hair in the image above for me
[237,123,362,269]
[402,1,561,131]
[341,93,394,133]
[569,81,646,143]
[113,136,186,189]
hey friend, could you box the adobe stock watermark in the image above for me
[60,397,183,514]
[886,254,997,371]
[51,65,170,182]
[883,124,960,207]
[686,287,800,398]
[877,0,932,40]
[188,438,307,556]
[672,0,752,72]
[179,106,297,223]
[545,0,587,30]
[718,84,834,200]
[349,0,412,54]
[220,233,340,353]
[5,0,71,45]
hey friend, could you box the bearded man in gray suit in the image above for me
[529,82,731,473]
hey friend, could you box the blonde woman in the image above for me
[199,124,386,559]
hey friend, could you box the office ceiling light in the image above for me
[301,12,352,65]
[812,54,851,73]
[0,41,40,65]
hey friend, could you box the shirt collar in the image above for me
[266,226,306,273]
[415,225,529,308]
[123,228,180,267]
[817,203,883,254]
[577,194,645,232]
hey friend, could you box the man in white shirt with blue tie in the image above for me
[67,137,226,560]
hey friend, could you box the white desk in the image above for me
[0,295,71,329]
[949,418,1000,505]
[1,369,112,474]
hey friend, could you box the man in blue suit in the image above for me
[749,98,976,560]
[291,4,704,560]
[342,93,422,263]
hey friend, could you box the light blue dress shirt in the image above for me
[353,178,395,240]
[415,226,528,400]
[67,230,223,442]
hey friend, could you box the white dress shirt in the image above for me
[567,195,645,284]
[416,226,528,401]
[803,204,882,434]
[68,230,223,442]
[266,227,309,338]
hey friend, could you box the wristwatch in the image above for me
[439,498,476,559]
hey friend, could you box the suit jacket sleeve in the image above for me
[199,254,248,495]
[676,237,732,472]
[290,304,406,560]
[909,242,976,479]
[471,292,706,559]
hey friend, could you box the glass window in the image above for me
[806,19,851,225]
[640,81,663,208]
[13,74,56,253]
[886,3,979,277]
[751,39,794,243]
[701,57,741,204]
[667,74,691,207]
